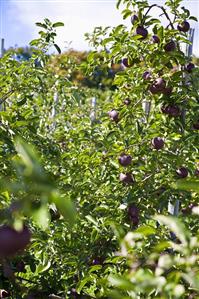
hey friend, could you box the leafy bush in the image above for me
[0,1,199,298]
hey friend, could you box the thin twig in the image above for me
[0,90,15,105]
[143,4,175,30]
[15,275,38,285]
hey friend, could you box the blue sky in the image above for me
[0,0,199,55]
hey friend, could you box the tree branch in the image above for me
[0,90,15,105]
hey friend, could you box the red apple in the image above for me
[108,110,119,122]
[162,86,172,96]
[123,98,131,105]
[128,204,139,218]
[142,71,151,80]
[150,78,166,94]
[151,35,160,44]
[0,290,10,298]
[149,84,159,94]
[176,167,188,178]
[193,121,199,130]
[152,137,164,150]
[131,14,138,25]
[118,153,132,166]
[154,78,166,91]
[136,26,148,39]
[131,216,139,226]
[164,40,176,52]
[15,261,26,273]
[185,63,195,73]
[161,105,181,117]
[0,225,31,257]
[177,21,190,32]
[122,58,132,68]
[195,169,199,176]
[119,173,134,185]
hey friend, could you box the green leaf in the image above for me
[189,16,198,21]
[29,39,40,46]
[51,191,75,224]
[155,215,190,246]
[52,22,64,28]
[172,179,199,193]
[106,290,132,299]
[110,160,119,169]
[35,22,47,29]
[54,44,61,54]
[32,205,50,229]
[109,275,134,291]
[17,98,27,106]
[76,277,93,293]
[136,225,156,236]
[122,9,132,19]
[183,273,199,290]
[85,215,99,227]
[116,0,122,9]
[14,137,43,176]
[154,241,171,252]
[101,37,113,46]
[89,265,102,273]
[36,260,51,273]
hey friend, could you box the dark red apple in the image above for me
[167,105,181,117]
[131,14,138,25]
[162,86,172,96]
[123,98,131,105]
[164,40,176,52]
[193,121,199,130]
[122,58,132,68]
[195,169,199,176]
[182,203,197,215]
[108,110,119,122]
[128,204,139,218]
[161,105,181,117]
[71,288,81,299]
[92,257,104,265]
[128,204,139,226]
[0,225,31,257]
[150,78,166,94]
[142,71,151,80]
[119,173,134,185]
[152,137,164,150]
[185,63,195,73]
[118,153,132,167]
[0,290,10,298]
[154,78,166,91]
[131,216,139,226]
[156,186,166,196]
[149,84,159,94]
[15,261,26,273]
[50,208,60,221]
[136,26,148,39]
[177,21,190,32]
[151,35,160,44]
[176,167,188,178]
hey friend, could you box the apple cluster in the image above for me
[107,12,199,230]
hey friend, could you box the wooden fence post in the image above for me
[168,28,195,218]
[0,38,5,111]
